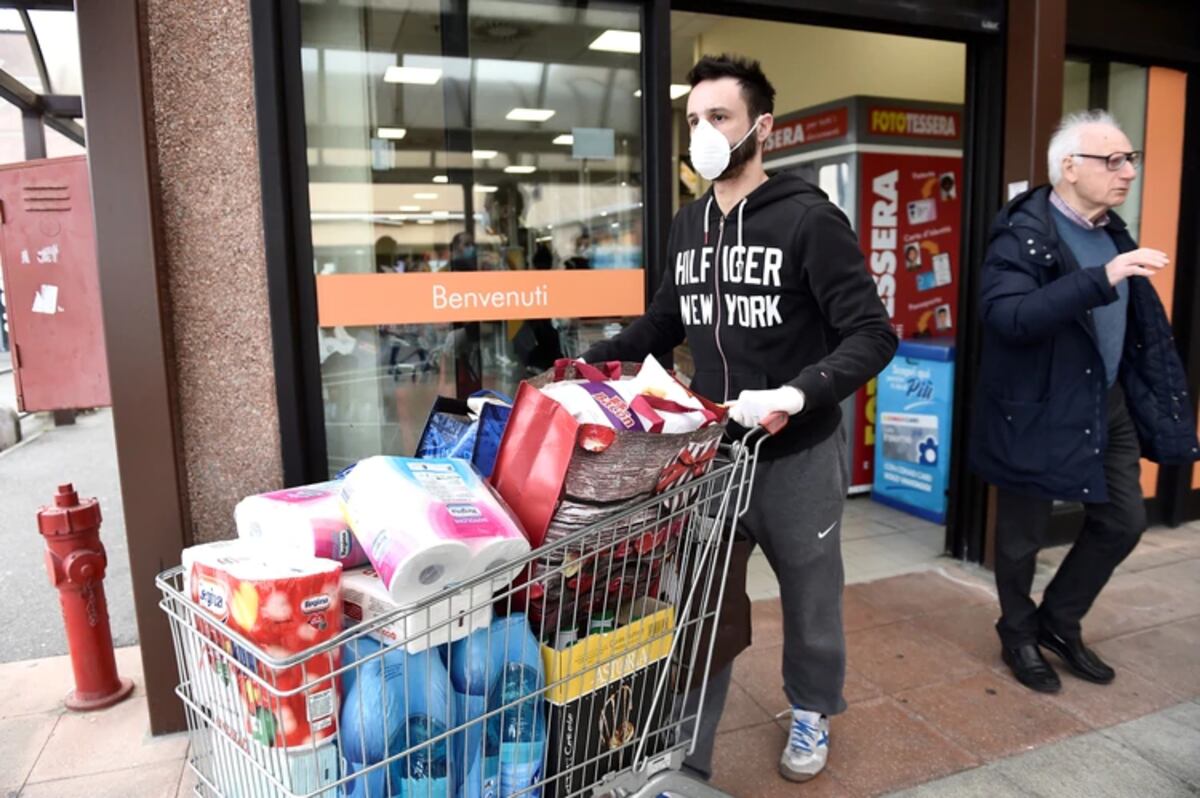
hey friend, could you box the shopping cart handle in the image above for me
[760,411,789,436]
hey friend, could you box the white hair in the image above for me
[1047,109,1122,185]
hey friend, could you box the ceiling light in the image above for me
[413,192,438,199]
[552,134,574,146]
[475,185,499,193]
[633,85,691,100]
[472,149,498,159]
[399,205,421,212]
[384,66,442,85]
[432,211,451,218]
[417,219,435,225]
[433,175,449,183]
[377,127,407,140]
[589,30,640,54]
[506,108,556,122]
[504,165,537,174]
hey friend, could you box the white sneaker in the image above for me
[779,707,829,782]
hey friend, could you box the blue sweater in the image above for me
[1051,206,1126,385]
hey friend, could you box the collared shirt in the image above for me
[1050,189,1110,230]
[1049,191,1126,387]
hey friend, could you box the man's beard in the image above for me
[716,129,759,183]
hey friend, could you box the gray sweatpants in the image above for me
[684,428,849,779]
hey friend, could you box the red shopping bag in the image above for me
[488,379,581,548]
[489,359,725,548]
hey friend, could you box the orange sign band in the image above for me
[316,269,647,327]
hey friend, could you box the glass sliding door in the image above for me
[299,0,645,475]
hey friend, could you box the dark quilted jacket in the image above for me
[970,185,1200,503]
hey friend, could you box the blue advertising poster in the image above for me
[872,339,955,524]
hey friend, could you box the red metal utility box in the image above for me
[0,155,110,411]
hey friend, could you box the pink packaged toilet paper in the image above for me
[235,481,369,568]
[339,457,528,606]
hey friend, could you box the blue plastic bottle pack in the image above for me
[339,641,454,798]
[448,625,503,798]
[447,614,546,798]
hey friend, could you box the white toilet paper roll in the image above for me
[340,456,533,607]
[466,535,531,592]
[376,535,474,605]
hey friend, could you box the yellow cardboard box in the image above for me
[541,598,675,705]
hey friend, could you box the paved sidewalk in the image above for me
[1,525,1196,797]
[709,524,1200,797]
[0,408,134,662]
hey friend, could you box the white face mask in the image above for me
[689,115,762,181]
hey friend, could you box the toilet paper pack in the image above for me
[235,481,369,568]
[339,457,529,606]
[341,566,491,653]
[183,539,342,749]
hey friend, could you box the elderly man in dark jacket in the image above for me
[971,110,1200,693]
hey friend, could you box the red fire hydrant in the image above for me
[37,483,135,711]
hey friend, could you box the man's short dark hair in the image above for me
[686,54,775,119]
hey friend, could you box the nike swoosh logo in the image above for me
[818,521,837,539]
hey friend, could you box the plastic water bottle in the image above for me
[448,626,503,798]
[339,644,454,797]
[485,616,546,797]
[391,647,453,798]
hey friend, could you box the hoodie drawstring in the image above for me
[737,198,747,251]
[703,196,714,245]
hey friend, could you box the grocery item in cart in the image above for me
[491,359,726,550]
[447,613,545,798]
[341,457,525,605]
[182,540,342,749]
[342,565,492,652]
[465,528,530,595]
[235,480,369,568]
[542,598,674,798]
[416,390,513,478]
[538,356,717,435]
[340,643,455,798]
[492,358,725,633]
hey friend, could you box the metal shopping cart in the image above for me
[157,418,782,798]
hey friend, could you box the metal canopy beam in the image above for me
[45,114,84,145]
[17,6,52,95]
[0,1,75,9]
[43,94,82,117]
[0,67,39,111]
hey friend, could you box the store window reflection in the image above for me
[301,0,643,475]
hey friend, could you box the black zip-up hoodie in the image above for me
[584,172,898,457]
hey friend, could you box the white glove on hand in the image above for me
[728,386,805,428]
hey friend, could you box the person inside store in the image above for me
[513,244,564,373]
[582,54,897,783]
[449,231,478,272]
[564,231,593,270]
[971,110,1199,694]
[482,181,531,270]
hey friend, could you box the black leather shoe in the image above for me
[1002,644,1062,693]
[1038,627,1115,684]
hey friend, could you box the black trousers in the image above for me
[994,384,1147,648]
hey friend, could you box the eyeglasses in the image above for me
[1072,151,1143,170]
